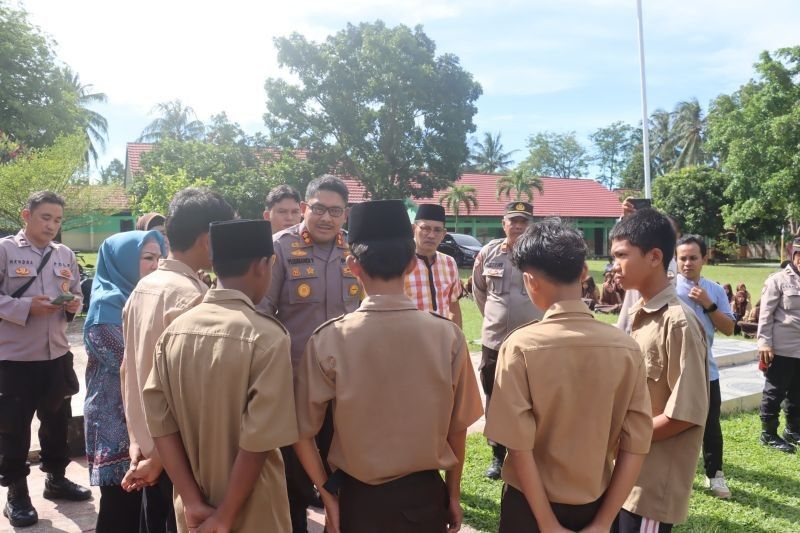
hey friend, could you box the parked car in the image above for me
[438,232,483,267]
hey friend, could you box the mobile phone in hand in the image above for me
[51,293,75,306]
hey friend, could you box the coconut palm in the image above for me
[137,100,205,143]
[470,132,516,174]
[439,184,478,233]
[671,98,706,169]
[648,108,675,175]
[496,168,544,203]
[62,67,108,167]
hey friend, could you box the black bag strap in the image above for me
[10,248,54,299]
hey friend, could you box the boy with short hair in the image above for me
[143,219,297,532]
[610,208,709,532]
[484,219,652,532]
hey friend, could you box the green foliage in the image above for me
[652,166,729,238]
[439,184,478,233]
[470,132,516,174]
[590,121,637,189]
[520,131,589,178]
[707,46,800,239]
[134,167,213,215]
[61,67,108,167]
[264,20,482,199]
[495,168,543,203]
[99,158,125,185]
[138,100,205,143]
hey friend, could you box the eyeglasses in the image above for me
[307,203,345,217]
[417,224,446,236]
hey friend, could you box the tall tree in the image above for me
[264,21,482,199]
[61,67,108,166]
[439,184,478,233]
[495,168,543,202]
[707,46,800,238]
[99,158,125,185]
[652,167,729,238]
[671,98,706,169]
[470,132,516,174]
[137,100,205,143]
[519,131,589,178]
[590,121,636,189]
[649,109,676,175]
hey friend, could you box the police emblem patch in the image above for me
[291,267,301,278]
[297,283,311,298]
[348,284,359,297]
[59,268,72,278]
[15,267,30,276]
[515,203,525,211]
[61,281,69,292]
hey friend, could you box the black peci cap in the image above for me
[210,220,273,261]
[347,200,413,244]
[415,204,446,223]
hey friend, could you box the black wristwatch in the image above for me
[703,302,718,314]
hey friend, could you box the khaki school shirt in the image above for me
[623,284,709,525]
[121,259,207,457]
[472,238,543,350]
[0,231,82,361]
[294,294,483,485]
[143,289,297,533]
[484,300,652,505]
[757,265,800,358]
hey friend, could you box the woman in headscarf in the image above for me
[83,230,166,532]
[134,212,165,232]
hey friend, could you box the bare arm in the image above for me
[152,433,214,528]
[444,429,467,532]
[583,450,646,532]
[651,414,696,442]
[201,449,269,530]
[709,309,735,336]
[293,437,339,533]
[450,300,463,329]
[508,450,570,533]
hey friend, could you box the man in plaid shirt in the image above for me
[404,204,463,327]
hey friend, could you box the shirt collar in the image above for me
[298,222,348,249]
[630,283,676,315]
[15,230,53,250]
[542,299,593,320]
[202,288,255,309]
[158,258,203,282]
[357,293,419,312]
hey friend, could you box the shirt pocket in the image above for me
[483,267,507,294]
[53,263,73,293]
[645,346,665,382]
[782,288,800,310]
[5,264,36,295]
[287,263,321,304]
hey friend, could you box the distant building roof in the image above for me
[124,143,155,184]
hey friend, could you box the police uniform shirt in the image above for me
[257,222,361,368]
[472,238,543,350]
[757,264,800,358]
[484,300,652,505]
[294,294,483,485]
[622,284,709,525]
[144,289,297,533]
[0,230,82,361]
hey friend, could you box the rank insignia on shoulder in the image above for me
[500,242,508,253]
[15,267,30,276]
[301,229,313,245]
[336,233,345,247]
[297,283,311,298]
[291,242,302,248]
[291,249,308,257]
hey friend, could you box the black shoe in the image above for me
[761,431,796,453]
[3,479,38,527]
[485,457,503,480]
[783,428,800,446]
[43,474,92,501]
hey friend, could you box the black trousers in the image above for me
[339,470,448,533]
[0,358,73,486]
[760,354,800,426]
[97,485,142,533]
[139,472,177,533]
[703,379,723,478]
[499,484,602,532]
[613,508,673,532]
[479,346,505,457]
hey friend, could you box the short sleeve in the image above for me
[239,332,298,452]
[663,317,709,426]
[712,283,735,320]
[483,342,536,451]
[294,332,337,439]
[448,334,483,434]
[619,356,653,454]
[142,335,179,438]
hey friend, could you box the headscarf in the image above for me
[135,212,166,231]
[84,230,166,328]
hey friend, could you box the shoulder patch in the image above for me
[254,310,290,336]
[311,314,348,336]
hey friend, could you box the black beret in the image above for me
[347,200,413,244]
[415,204,446,223]
[210,220,273,261]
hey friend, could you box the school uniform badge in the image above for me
[297,283,311,298]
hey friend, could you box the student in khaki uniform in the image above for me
[484,219,652,533]
[121,188,235,532]
[143,219,297,533]
[257,174,360,532]
[0,191,90,527]
[293,200,483,533]
[472,201,543,479]
[757,237,800,453]
[609,208,709,532]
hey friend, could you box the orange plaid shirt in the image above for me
[404,251,463,319]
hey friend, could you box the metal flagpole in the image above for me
[636,0,652,198]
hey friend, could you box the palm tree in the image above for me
[470,132,516,174]
[495,168,544,202]
[648,108,675,175]
[671,98,706,169]
[439,184,478,233]
[62,67,108,167]
[137,100,205,143]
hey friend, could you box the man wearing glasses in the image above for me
[404,204,463,327]
[258,174,360,533]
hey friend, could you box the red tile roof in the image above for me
[125,143,155,177]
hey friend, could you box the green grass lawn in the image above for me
[461,410,800,532]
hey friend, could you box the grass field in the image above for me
[461,410,800,532]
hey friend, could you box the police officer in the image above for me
[257,174,361,532]
[471,201,543,479]
[0,191,91,528]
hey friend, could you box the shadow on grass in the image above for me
[462,491,501,532]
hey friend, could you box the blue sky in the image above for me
[23,0,800,179]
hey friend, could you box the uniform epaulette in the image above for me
[254,310,290,336]
[311,313,347,335]
[502,319,541,341]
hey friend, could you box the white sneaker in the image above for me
[707,471,732,499]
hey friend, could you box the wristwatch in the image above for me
[703,302,718,314]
